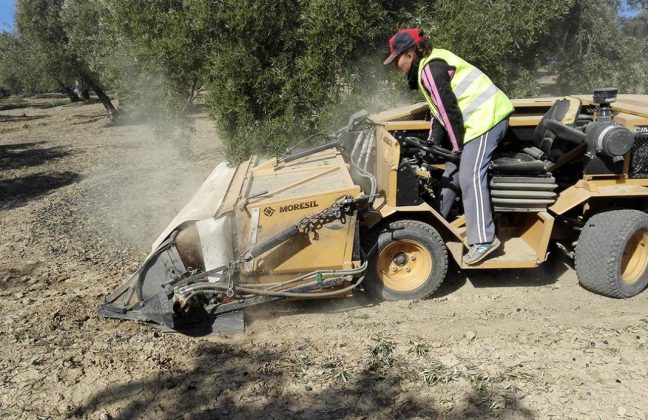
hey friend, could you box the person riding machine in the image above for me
[384,28,514,264]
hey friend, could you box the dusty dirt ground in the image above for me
[1,97,648,419]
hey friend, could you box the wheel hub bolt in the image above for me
[405,267,411,273]
[391,267,397,273]
[411,255,416,261]
[393,252,409,266]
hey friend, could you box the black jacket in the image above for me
[419,59,465,151]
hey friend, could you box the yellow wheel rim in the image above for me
[377,239,432,292]
[621,229,648,284]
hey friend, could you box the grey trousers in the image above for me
[437,118,509,245]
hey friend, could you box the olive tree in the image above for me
[16,0,118,117]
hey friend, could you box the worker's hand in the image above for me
[448,150,461,164]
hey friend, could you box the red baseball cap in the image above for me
[383,28,424,65]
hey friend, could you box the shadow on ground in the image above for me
[0,97,102,112]
[0,142,73,170]
[465,250,571,289]
[70,114,107,125]
[70,341,536,419]
[0,114,47,123]
[0,171,81,210]
[433,250,571,298]
[243,251,572,326]
[246,291,377,321]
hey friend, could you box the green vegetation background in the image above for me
[2,0,647,162]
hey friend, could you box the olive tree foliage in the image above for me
[79,0,218,110]
[60,0,221,146]
[0,32,54,97]
[205,0,394,162]
[405,0,576,97]
[206,0,582,161]
[623,7,648,37]
[15,0,118,116]
[6,0,648,160]
[409,0,648,96]
[549,0,648,94]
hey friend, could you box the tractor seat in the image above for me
[490,153,546,174]
[490,96,583,175]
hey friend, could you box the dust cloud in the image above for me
[81,94,225,254]
[85,61,407,255]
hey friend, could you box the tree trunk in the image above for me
[58,80,80,102]
[81,73,118,120]
[181,78,201,113]
[77,79,91,100]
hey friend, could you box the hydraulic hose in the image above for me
[236,276,366,297]
[182,275,365,299]
[279,140,340,164]
[282,132,330,157]
[238,263,368,290]
[244,224,300,261]
[178,262,368,300]
[242,194,361,262]
[180,276,365,301]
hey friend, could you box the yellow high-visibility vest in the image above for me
[417,48,514,144]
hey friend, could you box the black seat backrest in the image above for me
[533,96,582,155]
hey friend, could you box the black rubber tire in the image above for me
[575,210,648,298]
[363,219,448,301]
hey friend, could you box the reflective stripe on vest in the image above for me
[417,49,514,144]
[453,68,483,98]
[462,84,498,121]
